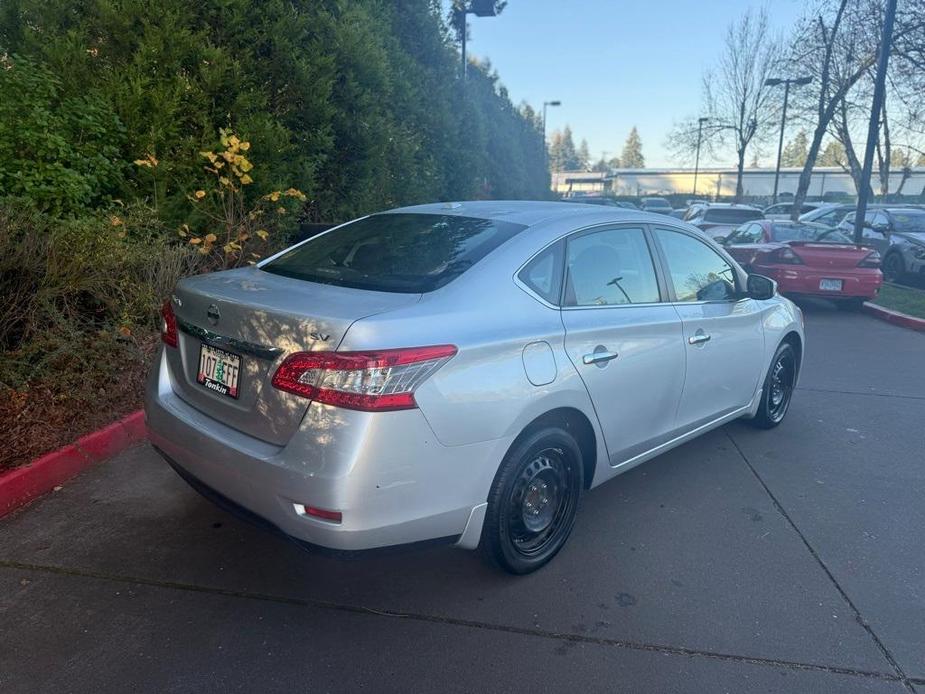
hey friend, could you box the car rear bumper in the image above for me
[145,348,505,552]
[755,265,882,299]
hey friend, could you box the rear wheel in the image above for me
[480,427,583,574]
[882,252,905,283]
[749,342,797,429]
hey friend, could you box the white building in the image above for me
[551,167,925,199]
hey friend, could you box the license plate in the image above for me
[197,344,242,399]
[819,279,843,291]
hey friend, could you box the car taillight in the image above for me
[773,247,804,265]
[271,345,458,412]
[161,299,178,348]
[858,250,881,268]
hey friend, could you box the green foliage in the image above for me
[0,54,125,215]
[621,127,645,168]
[0,0,547,223]
[781,130,809,167]
[548,125,582,172]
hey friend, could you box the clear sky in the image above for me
[459,0,806,168]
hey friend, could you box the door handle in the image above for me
[688,333,711,345]
[583,350,619,365]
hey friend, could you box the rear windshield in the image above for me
[771,223,825,242]
[703,208,763,223]
[644,199,671,207]
[262,213,527,293]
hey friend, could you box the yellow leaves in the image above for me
[189,237,202,245]
[110,215,123,227]
[178,224,190,237]
[284,188,307,201]
[276,207,286,215]
[133,153,159,168]
[194,190,206,199]
[239,174,253,185]
[200,151,217,163]
[239,141,250,151]
[255,229,269,240]
[118,325,132,337]
[238,157,253,173]
[267,191,281,202]
[204,233,217,243]
[219,176,231,187]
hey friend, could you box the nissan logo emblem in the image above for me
[206,304,221,325]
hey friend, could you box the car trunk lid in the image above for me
[787,242,875,269]
[165,267,421,445]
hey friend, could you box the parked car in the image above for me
[798,204,856,228]
[763,201,825,221]
[668,209,687,220]
[721,219,882,308]
[146,201,804,574]
[834,207,925,283]
[684,203,765,240]
[640,197,674,214]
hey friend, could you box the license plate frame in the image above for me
[819,278,843,291]
[197,343,242,399]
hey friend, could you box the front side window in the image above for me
[564,227,660,306]
[655,228,737,302]
[263,213,527,293]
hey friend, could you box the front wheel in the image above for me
[480,427,583,574]
[882,252,905,283]
[749,342,797,429]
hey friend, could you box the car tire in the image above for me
[836,297,866,311]
[882,252,905,284]
[749,342,797,430]
[480,427,583,574]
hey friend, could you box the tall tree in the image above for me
[621,127,645,168]
[669,9,780,202]
[577,139,591,171]
[817,140,847,166]
[781,130,810,167]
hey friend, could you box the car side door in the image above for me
[651,226,766,431]
[559,225,686,465]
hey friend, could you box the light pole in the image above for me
[854,0,898,245]
[543,100,561,169]
[693,117,709,197]
[765,76,812,204]
[455,0,498,80]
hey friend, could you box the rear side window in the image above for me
[564,227,660,306]
[703,208,763,224]
[519,243,564,305]
[655,228,737,302]
[263,213,527,293]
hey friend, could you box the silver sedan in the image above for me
[145,201,804,574]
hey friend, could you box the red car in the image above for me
[720,220,882,309]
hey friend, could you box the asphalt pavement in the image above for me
[2,299,924,693]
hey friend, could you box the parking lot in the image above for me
[1,301,923,693]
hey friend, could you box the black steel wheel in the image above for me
[750,342,797,429]
[481,427,583,574]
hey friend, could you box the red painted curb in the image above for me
[0,410,145,519]
[863,302,925,332]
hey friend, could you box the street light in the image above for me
[765,75,812,204]
[693,117,709,197]
[542,100,561,143]
[455,0,498,80]
[542,100,561,170]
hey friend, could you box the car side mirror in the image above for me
[714,235,727,245]
[746,274,776,300]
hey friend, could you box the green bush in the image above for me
[0,55,126,215]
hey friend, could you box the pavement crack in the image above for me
[797,386,925,402]
[725,430,915,693]
[0,558,906,685]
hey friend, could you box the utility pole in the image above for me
[765,76,812,204]
[854,0,897,245]
[693,117,709,197]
